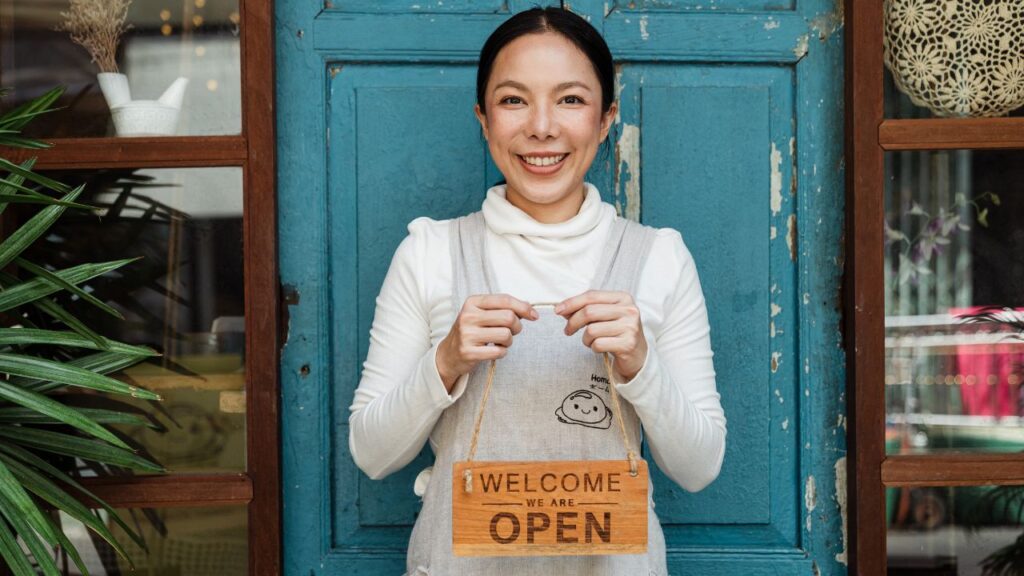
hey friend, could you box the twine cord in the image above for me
[463,359,497,493]
[602,351,640,477]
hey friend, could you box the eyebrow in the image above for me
[492,80,594,94]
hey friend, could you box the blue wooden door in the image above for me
[277,1,847,574]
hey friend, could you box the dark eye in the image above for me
[562,95,585,104]
[593,405,598,411]
[500,96,523,105]
[574,404,579,410]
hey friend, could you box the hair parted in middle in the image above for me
[475,7,616,116]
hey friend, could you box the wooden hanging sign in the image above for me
[452,459,648,557]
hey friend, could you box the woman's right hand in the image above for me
[436,294,538,392]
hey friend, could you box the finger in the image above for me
[563,303,622,336]
[465,343,509,361]
[587,335,630,354]
[580,320,627,348]
[555,290,630,317]
[474,293,538,320]
[470,327,514,347]
[475,309,524,334]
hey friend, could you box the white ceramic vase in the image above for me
[96,72,189,136]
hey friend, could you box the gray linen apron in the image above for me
[405,211,668,576]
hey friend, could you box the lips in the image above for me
[517,152,569,174]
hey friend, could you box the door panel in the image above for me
[278,0,846,573]
[639,80,775,526]
[622,68,799,546]
[327,65,486,545]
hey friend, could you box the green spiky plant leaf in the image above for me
[957,306,1024,339]
[0,86,163,574]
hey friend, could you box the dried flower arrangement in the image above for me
[56,0,134,74]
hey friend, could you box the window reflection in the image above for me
[23,167,245,473]
[885,151,1024,455]
[55,505,247,575]
[0,0,241,137]
[888,485,1024,576]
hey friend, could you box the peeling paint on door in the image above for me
[787,214,798,261]
[613,66,625,124]
[793,34,809,59]
[805,475,817,532]
[770,142,783,215]
[835,457,848,565]
[810,0,845,43]
[616,123,641,221]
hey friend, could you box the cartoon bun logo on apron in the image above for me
[556,390,612,429]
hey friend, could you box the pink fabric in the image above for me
[951,306,1024,417]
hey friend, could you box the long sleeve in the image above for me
[348,220,469,480]
[613,229,727,492]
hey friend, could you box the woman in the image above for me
[348,7,726,575]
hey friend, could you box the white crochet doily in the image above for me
[883,0,1024,117]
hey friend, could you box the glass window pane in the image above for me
[887,485,1024,575]
[57,505,248,575]
[885,150,1024,455]
[881,2,1024,119]
[22,167,245,473]
[0,0,241,137]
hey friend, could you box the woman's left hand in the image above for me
[555,290,647,382]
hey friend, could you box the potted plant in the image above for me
[0,86,164,574]
[56,0,188,137]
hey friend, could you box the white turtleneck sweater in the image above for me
[348,182,727,494]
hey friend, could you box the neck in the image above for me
[504,183,586,224]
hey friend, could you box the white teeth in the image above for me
[521,154,566,167]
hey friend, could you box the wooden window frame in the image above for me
[0,0,280,574]
[845,0,1024,574]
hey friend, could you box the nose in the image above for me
[526,103,558,140]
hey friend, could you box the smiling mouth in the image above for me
[518,153,569,168]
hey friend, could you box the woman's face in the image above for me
[474,32,617,222]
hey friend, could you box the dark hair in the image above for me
[476,7,616,180]
[476,7,615,116]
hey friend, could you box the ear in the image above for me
[599,101,618,142]
[474,103,489,141]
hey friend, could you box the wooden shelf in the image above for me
[879,118,1024,151]
[78,473,252,508]
[882,453,1024,487]
[0,135,247,169]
